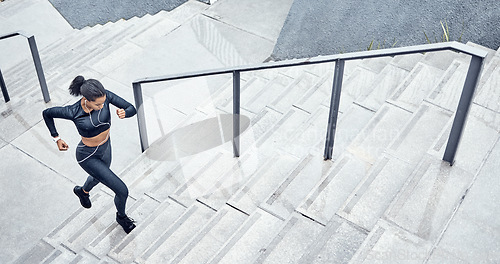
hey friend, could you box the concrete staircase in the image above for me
[3,1,500,263]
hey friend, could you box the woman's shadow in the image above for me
[145,114,251,161]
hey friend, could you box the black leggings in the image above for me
[76,139,128,216]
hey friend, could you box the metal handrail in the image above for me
[0,31,50,103]
[132,41,488,165]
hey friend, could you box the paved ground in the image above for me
[272,0,500,59]
[49,0,189,29]
[1,0,499,263]
[0,0,293,262]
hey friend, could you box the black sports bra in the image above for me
[42,90,136,138]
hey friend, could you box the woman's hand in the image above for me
[117,108,126,119]
[56,139,69,151]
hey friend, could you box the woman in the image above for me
[42,76,137,233]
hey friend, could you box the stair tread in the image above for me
[108,199,186,263]
[357,63,410,111]
[261,153,332,220]
[350,219,432,263]
[337,155,415,231]
[297,153,372,225]
[138,203,216,263]
[387,102,453,166]
[388,62,445,112]
[209,208,284,264]
[298,216,367,264]
[384,154,475,242]
[86,196,161,258]
[173,205,249,264]
[425,59,468,111]
[256,213,324,263]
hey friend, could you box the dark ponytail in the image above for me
[68,75,106,101]
[69,75,85,96]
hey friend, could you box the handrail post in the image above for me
[233,71,241,157]
[27,36,50,103]
[324,59,345,160]
[133,82,149,152]
[0,67,10,102]
[443,55,484,165]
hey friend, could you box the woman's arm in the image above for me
[107,90,137,118]
[42,106,73,151]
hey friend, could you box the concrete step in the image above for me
[387,62,445,113]
[17,192,111,262]
[67,249,101,263]
[389,53,425,72]
[338,66,378,113]
[280,105,329,158]
[172,205,249,264]
[11,239,56,264]
[255,213,324,263]
[337,102,454,231]
[297,215,368,263]
[207,208,284,264]
[296,152,372,225]
[59,194,157,255]
[85,196,162,258]
[358,56,393,74]
[384,154,475,242]
[293,71,333,114]
[259,153,332,220]
[107,198,186,263]
[346,103,413,164]
[357,63,411,111]
[227,154,301,215]
[195,109,286,210]
[386,102,453,166]
[170,151,237,208]
[136,203,216,263]
[41,244,77,263]
[350,219,433,263]
[268,71,321,114]
[166,0,210,25]
[420,49,468,71]
[337,154,416,231]
[474,55,500,113]
[425,59,469,111]
[331,103,376,160]
[242,72,295,114]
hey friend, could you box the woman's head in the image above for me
[68,75,106,101]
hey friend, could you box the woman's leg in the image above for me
[78,157,128,216]
[82,176,99,192]
[82,141,111,192]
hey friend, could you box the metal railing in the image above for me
[132,41,487,165]
[0,31,50,103]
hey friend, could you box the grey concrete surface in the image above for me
[0,0,73,69]
[0,144,75,262]
[272,0,500,60]
[48,0,189,29]
[1,0,500,263]
[0,0,294,262]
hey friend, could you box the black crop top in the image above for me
[42,90,137,138]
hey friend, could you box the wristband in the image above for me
[52,136,61,143]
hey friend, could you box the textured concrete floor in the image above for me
[48,0,189,29]
[272,0,500,59]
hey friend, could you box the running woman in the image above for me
[42,76,137,233]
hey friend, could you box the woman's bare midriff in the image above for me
[81,128,110,147]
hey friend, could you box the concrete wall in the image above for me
[272,0,500,60]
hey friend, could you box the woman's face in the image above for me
[85,95,106,111]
